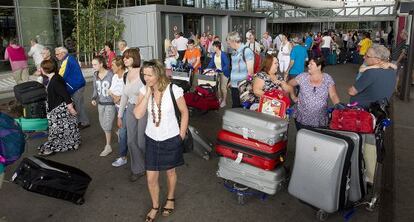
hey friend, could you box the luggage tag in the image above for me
[242,127,249,139]
[12,172,18,181]
[235,152,243,164]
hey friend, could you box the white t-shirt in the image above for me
[342,33,349,41]
[321,36,333,48]
[246,41,261,54]
[109,74,124,96]
[274,35,282,51]
[140,84,184,141]
[172,37,188,51]
[28,43,45,67]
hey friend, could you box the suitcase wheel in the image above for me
[316,209,328,221]
[237,193,246,205]
[75,197,85,205]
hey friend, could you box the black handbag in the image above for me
[170,84,193,153]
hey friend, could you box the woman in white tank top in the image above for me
[277,35,292,77]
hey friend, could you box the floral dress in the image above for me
[253,71,283,103]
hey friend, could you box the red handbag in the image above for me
[258,89,290,119]
[329,109,375,133]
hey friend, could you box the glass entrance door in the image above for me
[0,7,17,71]
[184,15,201,37]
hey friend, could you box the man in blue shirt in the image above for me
[226,31,254,108]
[348,45,396,108]
[287,37,308,80]
[304,32,313,59]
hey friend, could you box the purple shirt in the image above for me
[294,72,335,127]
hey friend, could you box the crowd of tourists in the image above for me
[0,26,405,221]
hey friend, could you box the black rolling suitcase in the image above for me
[23,101,47,119]
[14,81,47,104]
[12,156,92,205]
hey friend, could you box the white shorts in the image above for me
[279,57,291,73]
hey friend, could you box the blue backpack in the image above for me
[0,112,25,166]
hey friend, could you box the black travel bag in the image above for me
[23,101,47,119]
[12,156,92,205]
[14,81,47,104]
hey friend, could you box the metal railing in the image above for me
[264,4,395,21]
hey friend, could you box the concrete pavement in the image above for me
[0,63,412,222]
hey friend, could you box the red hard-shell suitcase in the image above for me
[216,130,287,170]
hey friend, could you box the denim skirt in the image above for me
[145,134,184,171]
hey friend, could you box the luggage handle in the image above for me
[231,150,252,159]
[28,157,68,174]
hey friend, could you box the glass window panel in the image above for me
[60,9,76,53]
[166,0,181,6]
[0,7,16,71]
[18,0,58,8]
[183,0,194,7]
[60,0,77,9]
[147,0,164,4]
[19,8,60,48]
[0,0,14,6]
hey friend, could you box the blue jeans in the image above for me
[116,107,128,157]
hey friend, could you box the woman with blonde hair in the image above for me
[134,59,189,222]
[164,38,177,77]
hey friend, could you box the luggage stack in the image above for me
[13,81,48,131]
[171,62,193,92]
[216,108,289,195]
[288,128,368,220]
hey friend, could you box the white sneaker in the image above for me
[220,101,226,108]
[112,157,127,167]
[100,145,112,157]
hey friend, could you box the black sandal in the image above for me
[162,198,175,217]
[145,207,159,222]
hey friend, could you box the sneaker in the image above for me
[220,101,226,108]
[112,157,127,167]
[99,145,112,157]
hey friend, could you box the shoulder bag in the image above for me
[170,84,193,153]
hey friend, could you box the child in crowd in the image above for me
[91,56,115,157]
[109,56,128,167]
[164,39,178,77]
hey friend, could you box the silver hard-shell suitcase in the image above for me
[320,129,367,203]
[188,125,213,160]
[222,108,288,146]
[217,157,286,195]
[288,129,354,213]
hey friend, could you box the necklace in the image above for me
[151,89,163,127]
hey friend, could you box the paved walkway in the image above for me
[0,64,413,221]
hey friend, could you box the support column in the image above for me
[400,13,414,101]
